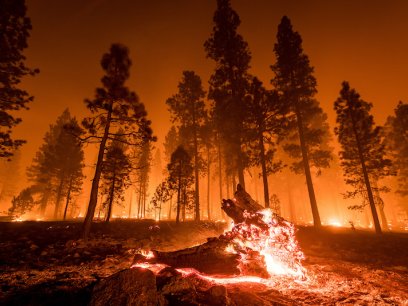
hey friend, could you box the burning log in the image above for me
[133,184,306,281]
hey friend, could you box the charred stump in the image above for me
[132,184,289,278]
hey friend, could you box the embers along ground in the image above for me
[0,220,407,305]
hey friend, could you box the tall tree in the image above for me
[201,117,216,220]
[245,77,285,208]
[384,102,408,199]
[271,16,332,227]
[334,81,393,234]
[100,134,132,222]
[51,110,84,219]
[26,109,84,218]
[0,0,38,158]
[164,126,179,164]
[167,146,194,223]
[163,126,179,219]
[204,0,251,189]
[80,44,154,239]
[133,140,152,219]
[166,71,206,221]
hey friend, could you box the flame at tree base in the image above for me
[132,207,308,287]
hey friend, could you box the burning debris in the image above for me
[132,184,307,286]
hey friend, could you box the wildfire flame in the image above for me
[225,209,306,279]
[132,208,307,287]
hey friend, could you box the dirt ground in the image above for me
[0,220,407,305]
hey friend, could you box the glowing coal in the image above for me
[132,185,307,287]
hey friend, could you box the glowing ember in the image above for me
[225,209,306,279]
[141,250,155,259]
[132,208,307,286]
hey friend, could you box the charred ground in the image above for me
[0,220,407,305]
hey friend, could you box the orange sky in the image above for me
[17,0,408,178]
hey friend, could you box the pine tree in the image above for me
[334,81,393,234]
[384,102,408,198]
[271,16,332,227]
[51,111,84,219]
[166,71,207,221]
[151,180,173,221]
[245,77,285,208]
[133,140,152,219]
[201,117,216,220]
[164,126,179,165]
[0,0,38,158]
[163,126,179,219]
[26,109,84,218]
[80,44,155,239]
[8,187,34,218]
[100,134,132,222]
[167,146,194,223]
[204,0,251,189]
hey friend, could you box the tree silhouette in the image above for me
[8,187,34,218]
[271,16,332,227]
[0,0,38,158]
[52,113,84,219]
[201,117,216,219]
[384,101,408,199]
[151,180,173,221]
[163,126,180,219]
[167,146,194,223]
[26,109,84,218]
[80,44,155,239]
[204,0,251,189]
[245,77,286,208]
[133,140,152,219]
[166,71,207,221]
[101,134,132,222]
[334,81,393,234]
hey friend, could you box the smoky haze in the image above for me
[2,0,408,227]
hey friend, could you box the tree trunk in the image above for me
[236,142,245,189]
[259,133,270,208]
[182,186,186,222]
[39,191,50,216]
[168,196,172,220]
[207,146,211,220]
[82,105,113,240]
[378,204,388,231]
[137,182,142,219]
[176,164,182,223]
[226,174,230,198]
[54,175,65,219]
[295,105,321,228]
[142,181,146,219]
[349,109,382,234]
[106,177,116,222]
[63,176,73,220]
[192,106,200,221]
[373,180,388,231]
[128,191,133,218]
[217,138,226,221]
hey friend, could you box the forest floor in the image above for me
[0,219,407,305]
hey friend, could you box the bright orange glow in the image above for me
[131,208,307,286]
[327,218,343,227]
[226,209,306,279]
